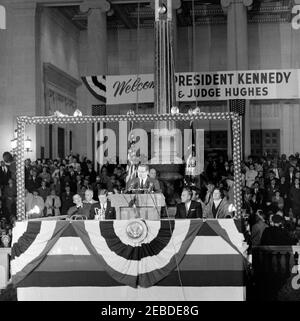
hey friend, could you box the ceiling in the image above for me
[57,0,293,30]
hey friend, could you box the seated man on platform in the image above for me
[83,189,97,214]
[67,194,91,219]
[148,168,162,193]
[175,187,203,219]
[129,164,160,193]
[90,189,116,220]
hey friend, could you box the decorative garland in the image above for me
[15,111,242,221]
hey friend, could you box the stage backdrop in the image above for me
[11,219,248,301]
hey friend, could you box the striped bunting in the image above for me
[17,286,245,301]
[11,219,248,301]
[81,75,106,103]
[73,219,202,288]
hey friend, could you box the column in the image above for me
[292,103,300,153]
[79,0,110,162]
[281,104,292,155]
[221,0,253,158]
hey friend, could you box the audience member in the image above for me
[45,189,61,216]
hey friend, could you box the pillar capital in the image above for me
[221,0,253,13]
[80,0,110,14]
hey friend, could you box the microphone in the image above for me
[147,182,154,193]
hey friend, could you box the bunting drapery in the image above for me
[11,219,248,301]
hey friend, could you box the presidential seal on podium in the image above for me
[126,219,148,244]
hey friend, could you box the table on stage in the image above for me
[109,193,165,220]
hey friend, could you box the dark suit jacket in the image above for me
[67,203,91,219]
[260,226,296,245]
[26,176,42,193]
[130,177,161,192]
[0,166,11,187]
[175,200,202,219]
[90,200,116,220]
[60,192,74,215]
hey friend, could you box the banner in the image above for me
[82,69,300,105]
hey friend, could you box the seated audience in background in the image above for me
[90,189,116,220]
[38,166,51,184]
[260,214,298,245]
[3,179,16,219]
[271,190,284,213]
[245,164,258,188]
[26,189,45,219]
[175,187,202,219]
[38,179,51,202]
[289,178,300,226]
[60,184,74,215]
[205,188,232,219]
[67,194,90,219]
[251,210,268,246]
[26,169,42,193]
[203,182,215,206]
[45,189,61,217]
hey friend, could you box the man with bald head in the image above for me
[67,194,91,219]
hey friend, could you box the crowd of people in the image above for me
[1,151,300,247]
[198,153,300,247]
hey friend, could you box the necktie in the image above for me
[140,180,143,189]
[185,203,189,214]
[52,198,55,216]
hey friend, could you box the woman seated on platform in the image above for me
[204,187,233,219]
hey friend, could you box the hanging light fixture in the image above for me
[10,129,17,152]
[10,138,17,151]
[24,136,32,153]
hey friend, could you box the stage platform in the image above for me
[11,218,249,301]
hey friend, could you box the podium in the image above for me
[109,193,165,220]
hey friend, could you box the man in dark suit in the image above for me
[26,169,42,193]
[67,194,91,219]
[90,189,116,220]
[175,187,202,219]
[0,160,11,190]
[129,164,161,193]
[60,184,74,215]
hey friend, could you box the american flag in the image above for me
[92,105,106,172]
[229,99,246,116]
[125,142,138,189]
